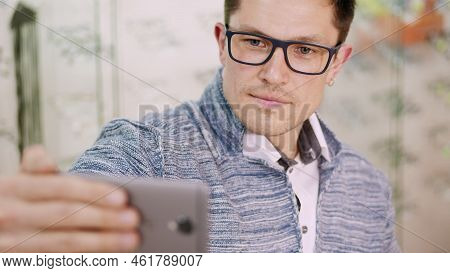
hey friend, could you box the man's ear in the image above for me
[326,44,352,83]
[214,23,227,65]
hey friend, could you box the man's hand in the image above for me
[0,145,140,252]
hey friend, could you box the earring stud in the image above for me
[328,79,335,87]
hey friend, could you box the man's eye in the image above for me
[247,39,263,47]
[299,47,313,54]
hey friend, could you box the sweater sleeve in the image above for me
[68,119,164,178]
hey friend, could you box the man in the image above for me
[0,0,400,252]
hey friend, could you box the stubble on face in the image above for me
[223,68,317,137]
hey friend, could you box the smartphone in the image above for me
[105,177,209,253]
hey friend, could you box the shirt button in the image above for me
[302,226,308,234]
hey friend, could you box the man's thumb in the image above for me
[21,145,59,174]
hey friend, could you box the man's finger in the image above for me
[0,175,128,208]
[0,230,140,253]
[21,145,59,174]
[0,200,140,231]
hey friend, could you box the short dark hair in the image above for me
[224,0,356,43]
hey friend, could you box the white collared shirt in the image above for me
[243,113,330,253]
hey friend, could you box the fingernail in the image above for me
[120,234,137,250]
[107,191,126,205]
[120,211,136,225]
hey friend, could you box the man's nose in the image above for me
[258,47,289,86]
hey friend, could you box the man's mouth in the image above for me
[249,94,289,108]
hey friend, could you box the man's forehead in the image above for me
[229,0,338,45]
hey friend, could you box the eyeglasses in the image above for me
[225,24,342,75]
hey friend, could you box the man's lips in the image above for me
[249,94,290,108]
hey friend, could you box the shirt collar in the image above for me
[307,113,331,162]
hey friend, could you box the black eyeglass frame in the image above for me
[225,24,342,76]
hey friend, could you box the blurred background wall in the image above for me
[0,0,449,252]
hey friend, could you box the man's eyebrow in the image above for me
[235,24,326,44]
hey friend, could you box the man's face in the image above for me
[215,0,351,137]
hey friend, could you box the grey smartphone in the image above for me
[106,178,209,253]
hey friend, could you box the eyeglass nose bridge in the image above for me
[261,38,293,68]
